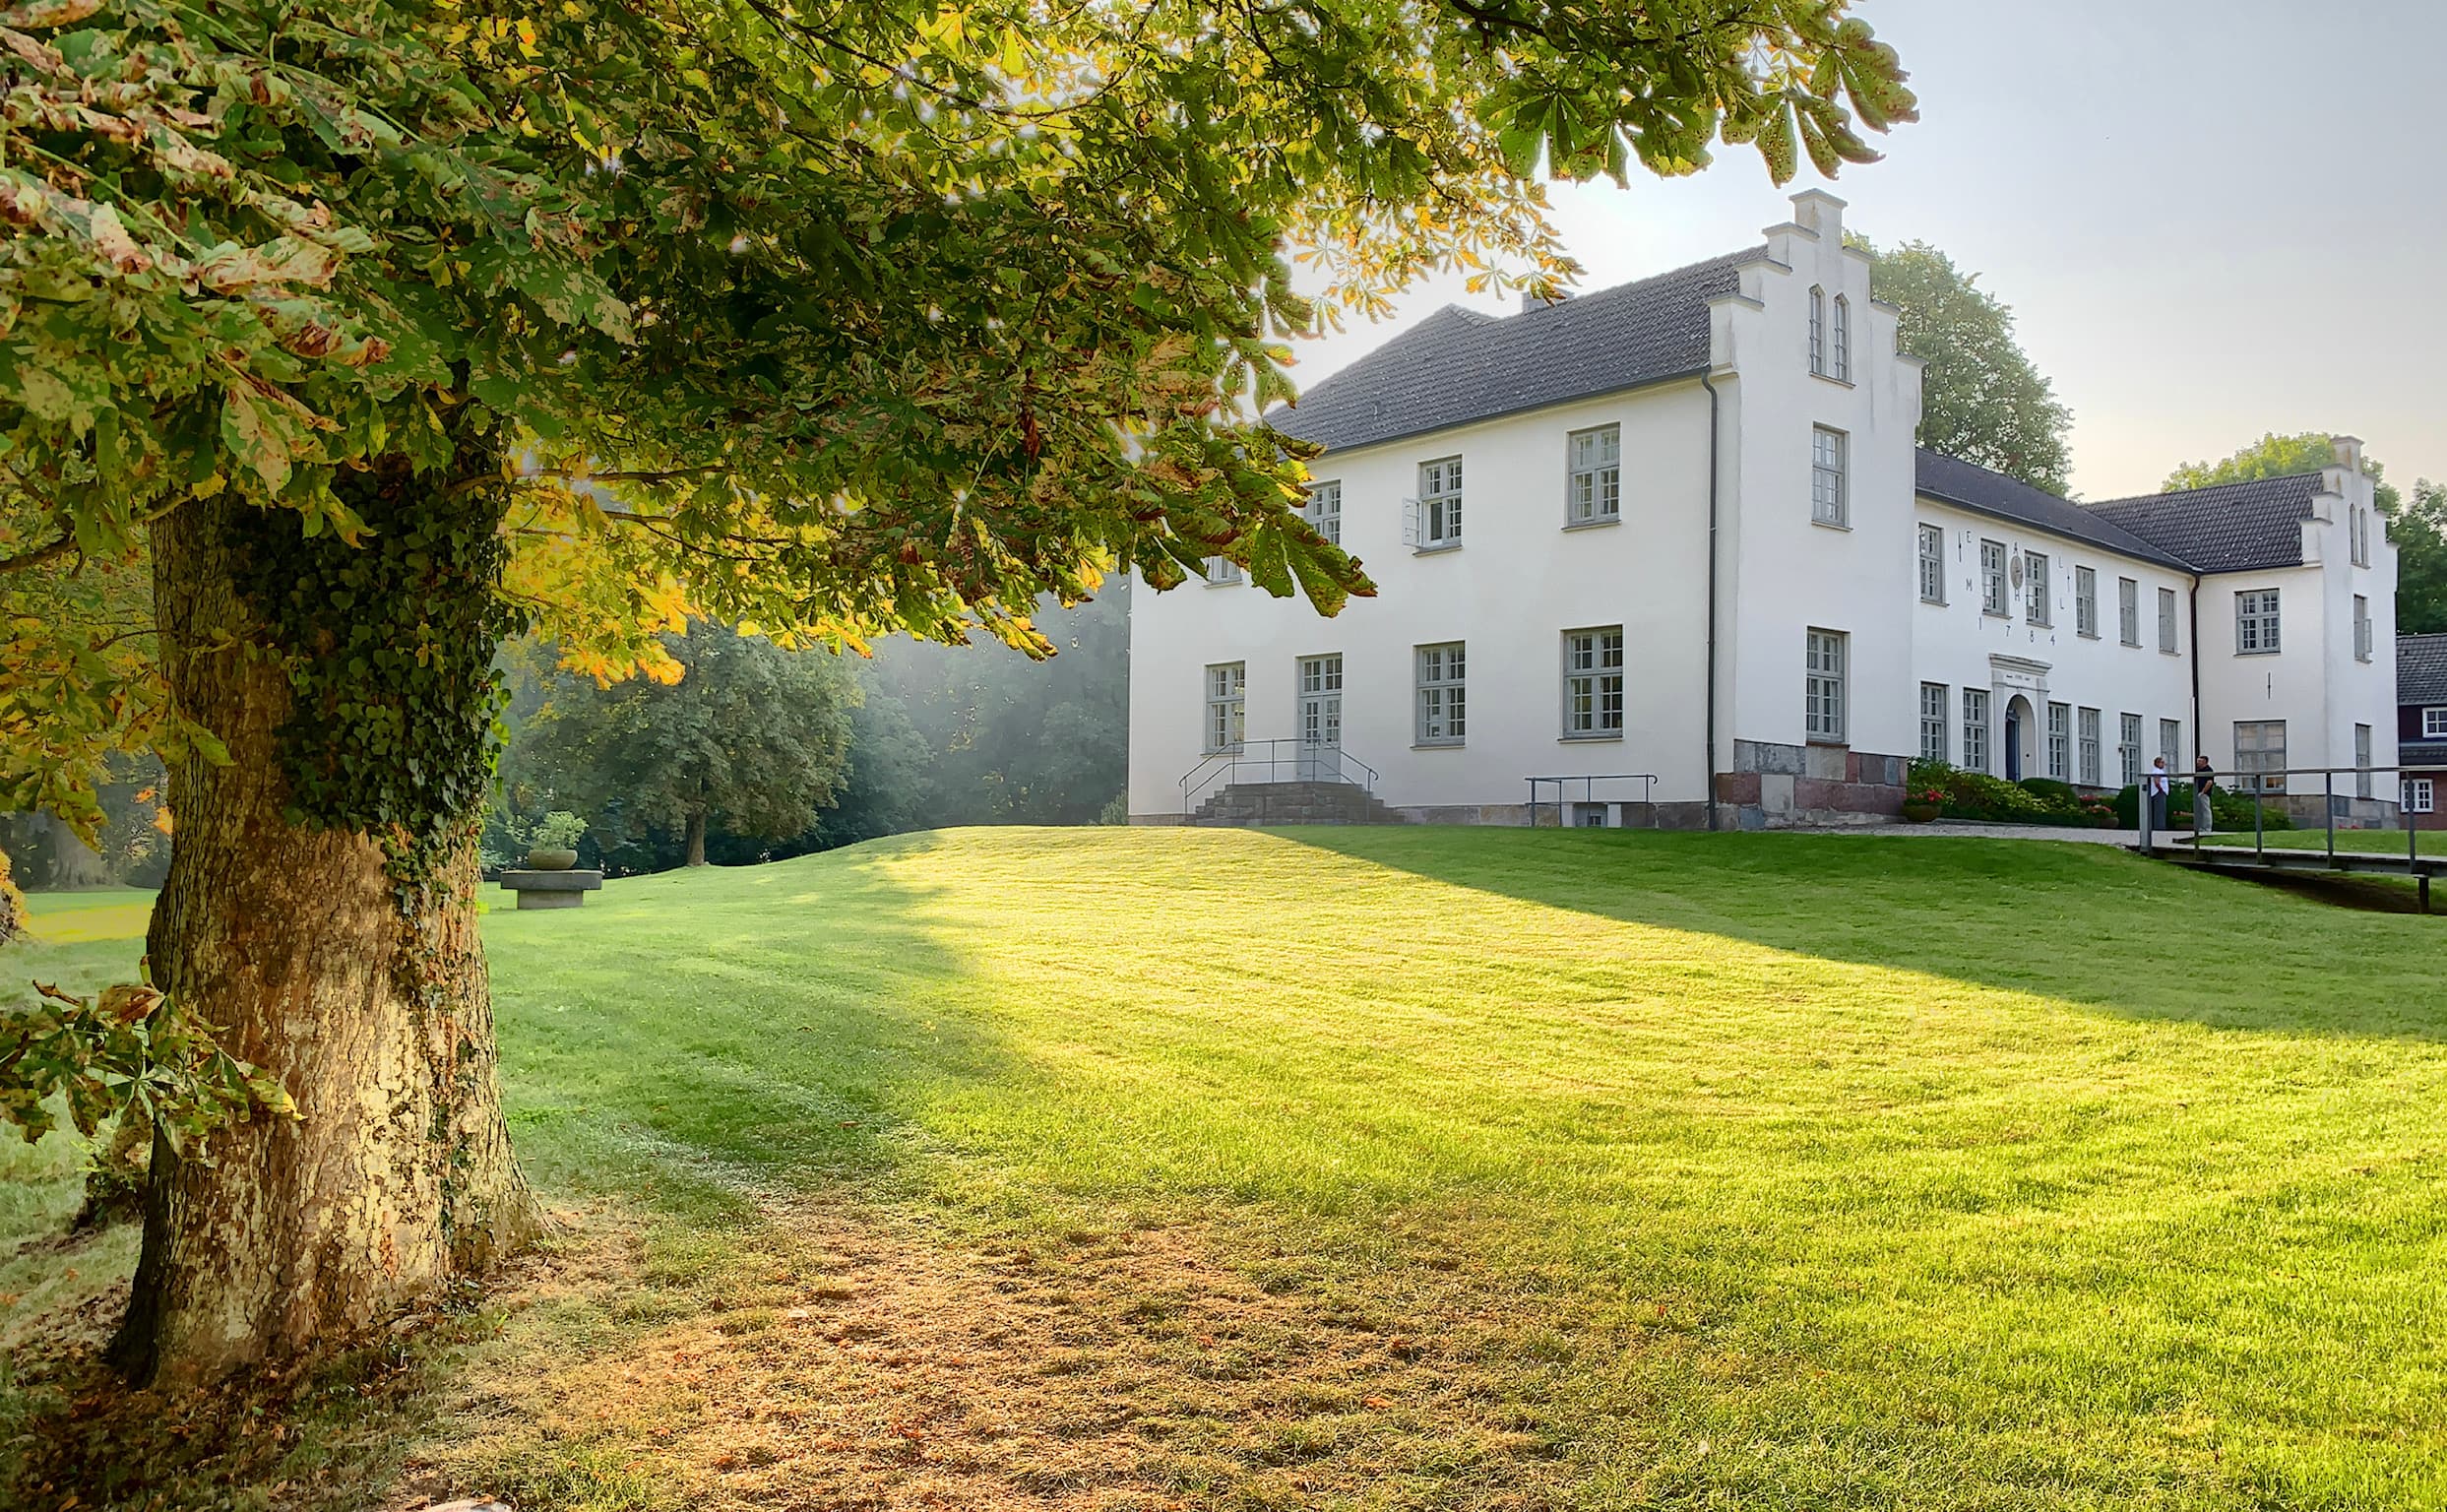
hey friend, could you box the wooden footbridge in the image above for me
[2135,763,2439,913]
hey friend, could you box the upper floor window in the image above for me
[2158,586,2179,654]
[1203,662,1246,753]
[1415,642,1467,746]
[1412,456,1463,549]
[1562,627,1624,737]
[2235,589,2281,655]
[2025,550,2051,625]
[2426,708,2447,739]
[1980,539,2009,616]
[2117,577,2141,646]
[2353,594,2372,662]
[1811,426,1848,528]
[1917,524,1946,603]
[1804,628,1848,743]
[1204,555,1242,586]
[2075,565,2099,639]
[1832,295,1851,381]
[1305,480,1342,546]
[1567,426,1621,526]
[2352,505,2370,567]
[1808,285,1826,374]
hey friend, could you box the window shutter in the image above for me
[1401,498,1420,547]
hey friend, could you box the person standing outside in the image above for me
[2192,755,2217,837]
[2146,756,2172,841]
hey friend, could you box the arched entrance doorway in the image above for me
[2003,693,2038,781]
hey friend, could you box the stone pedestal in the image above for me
[499,868,603,909]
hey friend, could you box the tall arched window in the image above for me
[1807,285,1826,374]
[1832,294,1851,381]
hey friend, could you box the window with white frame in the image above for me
[2078,707,2102,787]
[1808,285,1825,374]
[2235,589,2281,654]
[1562,627,1624,737]
[2026,551,2051,625]
[2158,586,2180,653]
[2160,718,2183,773]
[1566,426,1621,526]
[2354,594,2372,662]
[2119,713,2143,787]
[1805,628,1848,743]
[1414,456,1463,548]
[1981,539,2010,616]
[1204,555,1242,585]
[1832,295,1851,381]
[2075,566,2099,638]
[2234,720,2287,793]
[1415,642,1466,746]
[1203,662,1245,753]
[1962,688,1990,774]
[1304,480,1342,545]
[2046,701,2070,780]
[2426,708,2447,739]
[1811,426,1848,527]
[1919,681,1949,764]
[2409,777,2435,815]
[2355,724,2373,799]
[2353,505,2369,567]
[2118,577,2141,646]
[1917,524,1946,603]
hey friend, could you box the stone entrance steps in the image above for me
[1188,781,1407,827]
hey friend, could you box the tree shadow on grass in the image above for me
[1282,826,2447,1042]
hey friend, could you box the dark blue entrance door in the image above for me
[2004,711,2024,780]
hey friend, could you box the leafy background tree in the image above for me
[1858,238,2074,494]
[2161,431,2444,634]
[0,0,1914,1389]
[509,624,856,868]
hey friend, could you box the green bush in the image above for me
[2111,783,2293,832]
[2018,777,2081,807]
[1902,762,2120,828]
[533,810,589,850]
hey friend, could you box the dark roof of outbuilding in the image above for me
[1913,450,2194,570]
[2400,633,2447,706]
[2087,473,2325,575]
[1265,248,1768,454]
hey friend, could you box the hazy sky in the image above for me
[1283,0,2446,500]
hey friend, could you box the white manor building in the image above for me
[1127,191,2402,829]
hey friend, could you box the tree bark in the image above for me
[685,810,708,867]
[109,490,538,1389]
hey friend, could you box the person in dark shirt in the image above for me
[2192,755,2217,836]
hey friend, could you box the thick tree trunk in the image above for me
[685,810,708,867]
[109,490,538,1389]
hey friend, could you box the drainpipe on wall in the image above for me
[1701,372,1723,831]
[2187,571,2203,761]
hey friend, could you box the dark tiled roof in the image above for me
[1914,450,2193,570]
[1266,249,1769,454]
[2403,742,2447,768]
[2400,633,2447,706]
[2087,474,2324,575]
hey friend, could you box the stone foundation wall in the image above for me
[1715,741,1908,830]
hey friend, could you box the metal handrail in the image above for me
[1179,738,1379,814]
[1524,773,1661,829]
[2137,762,2427,872]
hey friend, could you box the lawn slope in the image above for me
[4,830,2444,1511]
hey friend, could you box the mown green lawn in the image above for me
[2189,828,2447,856]
[4,832,2445,1511]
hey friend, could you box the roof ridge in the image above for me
[2089,471,2328,511]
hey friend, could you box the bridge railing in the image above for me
[1179,738,1380,814]
[2138,762,2426,870]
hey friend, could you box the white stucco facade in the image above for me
[1127,192,2405,828]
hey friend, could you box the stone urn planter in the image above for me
[1901,801,1941,824]
[524,847,580,871]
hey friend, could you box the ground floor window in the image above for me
[1919,682,1949,765]
[1962,689,1989,774]
[2077,707,2102,788]
[2410,777,2436,814]
[1805,628,1848,743]
[1562,627,1625,736]
[2355,724,2372,799]
[2046,702,2070,781]
[1576,802,1609,827]
[1204,662,1245,753]
[1415,642,1467,745]
[2160,718,2183,773]
[2118,713,2143,787]
[2234,720,2287,793]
